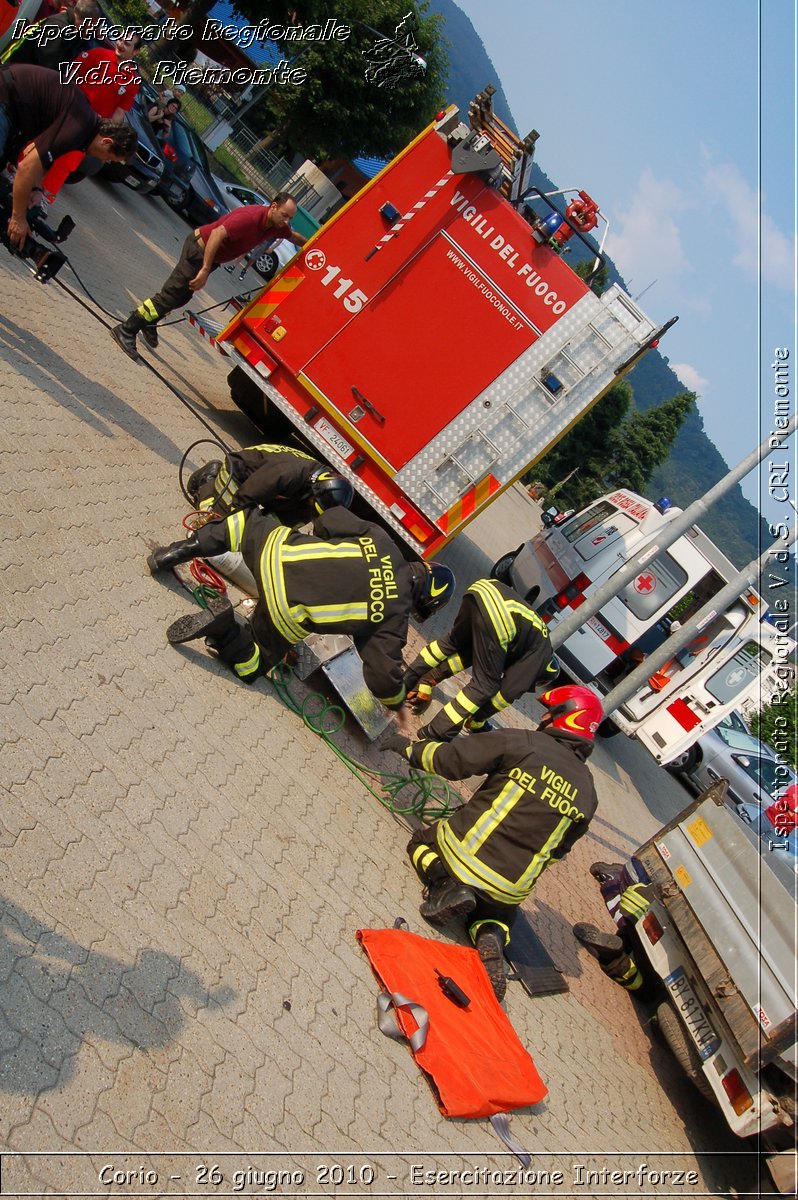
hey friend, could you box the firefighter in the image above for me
[403,577,560,741]
[186,443,354,525]
[147,506,455,706]
[111,194,305,359]
[383,685,602,1000]
[572,862,659,1000]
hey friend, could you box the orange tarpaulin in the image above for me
[357,927,547,1119]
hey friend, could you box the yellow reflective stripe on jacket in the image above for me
[463,781,524,854]
[513,817,571,894]
[421,642,445,668]
[448,654,465,673]
[490,691,511,712]
[420,741,442,773]
[377,684,406,707]
[468,580,515,648]
[259,526,307,643]
[505,599,548,635]
[301,602,369,625]
[280,543,363,562]
[436,824,523,904]
[214,463,238,504]
[225,510,246,552]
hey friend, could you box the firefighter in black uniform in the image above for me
[571,862,659,1000]
[148,506,455,706]
[384,685,602,1000]
[186,443,354,524]
[402,578,560,741]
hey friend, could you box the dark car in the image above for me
[158,115,228,225]
[101,89,166,195]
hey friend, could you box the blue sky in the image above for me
[452,0,796,534]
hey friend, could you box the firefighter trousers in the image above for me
[133,234,212,326]
[192,519,296,678]
[403,612,503,741]
[407,826,516,946]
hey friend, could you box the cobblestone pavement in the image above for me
[0,180,763,1198]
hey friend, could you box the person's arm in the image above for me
[8,144,45,248]
[147,104,161,122]
[287,229,306,247]
[189,225,228,290]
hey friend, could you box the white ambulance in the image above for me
[494,489,775,765]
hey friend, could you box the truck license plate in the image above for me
[665,967,721,1059]
[314,417,353,461]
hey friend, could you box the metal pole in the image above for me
[549,410,797,650]
[599,523,798,716]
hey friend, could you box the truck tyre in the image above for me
[655,1000,716,1104]
[664,745,699,775]
[226,367,298,442]
[490,546,522,585]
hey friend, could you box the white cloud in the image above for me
[670,363,709,395]
[703,161,794,291]
[605,169,690,288]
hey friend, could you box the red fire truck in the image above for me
[193,88,673,558]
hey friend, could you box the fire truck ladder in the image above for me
[468,84,538,200]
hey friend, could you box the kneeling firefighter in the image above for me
[402,577,560,741]
[148,506,455,707]
[384,685,602,1000]
[187,442,354,525]
[572,860,659,1000]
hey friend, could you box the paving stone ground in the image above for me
[0,181,764,1198]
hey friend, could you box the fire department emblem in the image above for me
[633,573,657,594]
[304,249,326,271]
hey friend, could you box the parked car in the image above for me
[164,117,228,224]
[101,89,165,196]
[667,710,798,812]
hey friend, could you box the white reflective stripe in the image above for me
[260,527,306,642]
[491,692,511,712]
[448,655,465,673]
[226,510,246,552]
[236,647,260,676]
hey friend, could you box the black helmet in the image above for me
[536,654,561,688]
[414,561,455,620]
[309,467,354,514]
[186,460,222,505]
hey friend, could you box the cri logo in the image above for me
[633,573,656,594]
[305,249,326,271]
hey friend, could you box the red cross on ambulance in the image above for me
[634,573,656,594]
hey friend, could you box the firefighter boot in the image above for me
[141,324,159,350]
[419,876,476,928]
[147,536,201,574]
[186,461,222,507]
[572,922,624,960]
[111,311,147,362]
[474,924,507,1002]
[204,615,261,685]
[589,861,625,885]
[166,596,236,646]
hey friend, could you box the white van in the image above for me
[495,489,775,764]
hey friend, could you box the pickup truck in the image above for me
[630,781,796,1193]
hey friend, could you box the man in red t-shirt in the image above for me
[111,193,306,360]
[70,32,142,121]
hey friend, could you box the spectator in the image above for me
[111,194,305,357]
[70,31,143,122]
[147,95,180,140]
[1,0,101,70]
[0,63,136,247]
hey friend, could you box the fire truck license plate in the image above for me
[313,418,353,461]
[665,967,721,1059]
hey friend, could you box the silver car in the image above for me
[668,711,797,814]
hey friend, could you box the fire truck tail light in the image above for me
[721,1069,753,1115]
[641,911,663,945]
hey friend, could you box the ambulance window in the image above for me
[560,501,616,545]
[705,641,772,704]
[573,513,636,561]
[619,553,688,620]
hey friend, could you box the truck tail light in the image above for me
[553,572,591,610]
[640,911,663,945]
[721,1069,753,1115]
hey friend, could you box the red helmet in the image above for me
[539,685,603,742]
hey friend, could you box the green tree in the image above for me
[752,686,797,769]
[604,391,695,495]
[249,0,447,161]
[573,256,609,296]
[527,381,632,509]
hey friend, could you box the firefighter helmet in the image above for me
[414,561,455,620]
[186,460,222,505]
[309,468,354,514]
[539,684,603,742]
[536,655,561,688]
